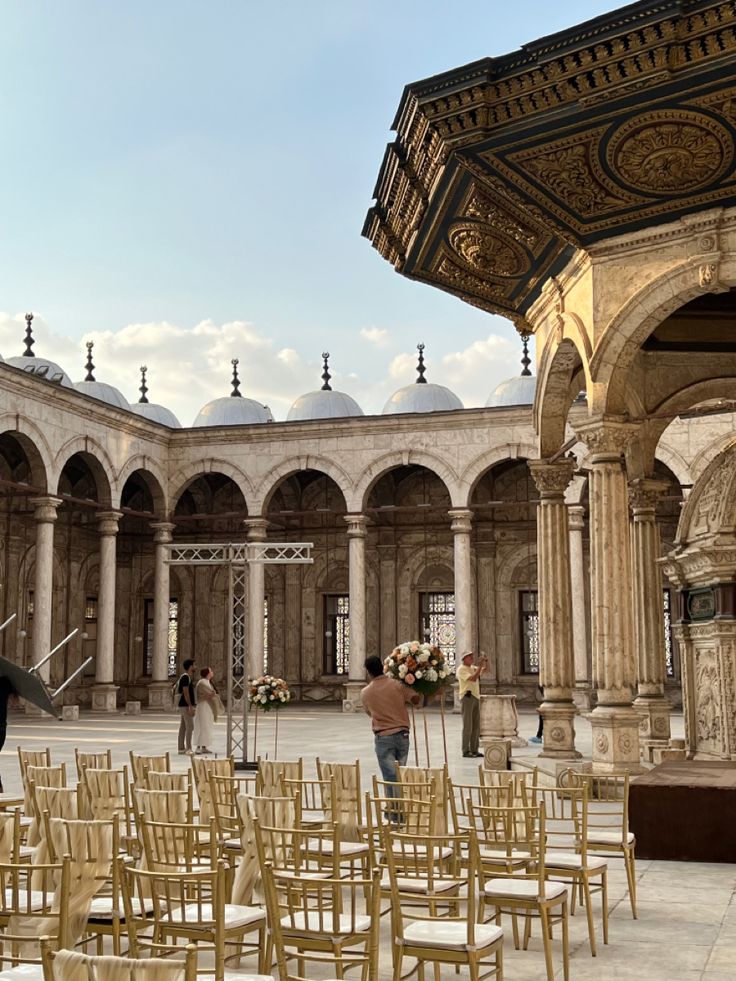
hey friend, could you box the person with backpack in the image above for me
[176,659,197,755]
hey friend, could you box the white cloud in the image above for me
[360,326,390,347]
[387,352,415,381]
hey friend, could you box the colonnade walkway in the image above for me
[2,703,733,980]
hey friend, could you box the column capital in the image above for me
[97,510,123,536]
[575,416,638,462]
[628,477,669,515]
[344,513,369,538]
[244,517,269,541]
[29,496,62,523]
[448,508,473,534]
[528,458,575,498]
[150,520,176,544]
[567,503,586,531]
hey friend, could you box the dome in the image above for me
[485,373,537,407]
[74,380,129,410]
[7,355,73,388]
[193,396,273,427]
[383,382,463,415]
[286,354,363,421]
[130,402,182,428]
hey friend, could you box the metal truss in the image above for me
[164,541,313,762]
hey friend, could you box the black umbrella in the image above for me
[0,654,57,716]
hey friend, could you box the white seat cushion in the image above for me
[165,904,265,929]
[306,839,369,857]
[89,896,154,917]
[403,920,503,950]
[281,911,370,934]
[479,847,532,864]
[588,831,635,846]
[546,853,608,871]
[3,889,48,912]
[381,875,461,894]
[0,965,44,981]
[390,845,453,860]
[18,817,32,829]
[484,879,567,900]
[302,810,327,824]
[222,837,242,850]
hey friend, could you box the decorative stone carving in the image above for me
[575,417,638,461]
[448,222,530,278]
[699,262,719,288]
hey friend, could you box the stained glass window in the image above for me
[144,598,179,677]
[263,597,269,673]
[663,587,674,678]
[84,596,97,676]
[420,592,456,669]
[520,590,540,674]
[323,594,350,674]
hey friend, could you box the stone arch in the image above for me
[690,429,736,485]
[115,457,168,515]
[255,455,352,515]
[169,459,255,514]
[676,438,736,545]
[54,439,114,508]
[536,337,588,457]
[654,442,693,493]
[354,450,461,512]
[592,259,736,415]
[0,416,53,491]
[461,443,539,506]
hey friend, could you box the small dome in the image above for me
[383,382,463,415]
[130,402,182,428]
[193,396,273,427]
[74,380,129,410]
[485,373,537,408]
[7,355,73,388]
[287,389,363,421]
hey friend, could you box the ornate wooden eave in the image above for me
[363,0,736,328]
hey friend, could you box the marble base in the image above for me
[482,738,511,770]
[90,684,119,713]
[590,704,643,773]
[342,681,365,713]
[539,701,582,759]
[572,685,593,712]
[480,694,527,748]
[148,680,175,711]
[634,693,672,745]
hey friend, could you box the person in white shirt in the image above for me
[455,651,487,757]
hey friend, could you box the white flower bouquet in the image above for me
[383,641,452,697]
[247,674,291,712]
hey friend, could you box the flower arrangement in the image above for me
[383,641,452,697]
[248,675,291,712]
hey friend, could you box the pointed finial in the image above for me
[138,365,149,404]
[23,313,35,358]
[84,341,95,382]
[520,332,531,377]
[416,343,427,384]
[230,358,242,397]
[321,352,332,391]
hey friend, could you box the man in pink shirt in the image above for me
[361,656,421,796]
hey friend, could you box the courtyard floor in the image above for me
[3,703,733,980]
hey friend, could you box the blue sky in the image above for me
[0,1,621,423]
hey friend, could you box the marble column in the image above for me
[528,459,580,759]
[576,418,641,772]
[148,521,176,710]
[91,511,122,712]
[449,509,474,659]
[29,496,61,688]
[568,505,591,711]
[245,518,268,682]
[629,477,672,758]
[343,514,368,712]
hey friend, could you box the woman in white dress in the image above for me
[193,667,219,754]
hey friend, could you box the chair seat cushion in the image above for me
[89,896,154,917]
[3,889,48,912]
[479,847,532,865]
[588,831,635,846]
[280,911,370,935]
[165,904,265,929]
[222,837,243,850]
[302,810,327,825]
[484,878,567,900]
[0,964,44,981]
[390,845,453,860]
[403,920,503,950]
[380,875,462,894]
[306,839,369,857]
[546,853,608,871]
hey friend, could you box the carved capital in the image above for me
[150,521,176,545]
[344,513,369,538]
[97,510,123,537]
[29,496,62,524]
[448,508,473,535]
[244,517,269,542]
[575,417,638,462]
[528,458,575,498]
[628,477,669,515]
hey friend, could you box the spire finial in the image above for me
[84,341,95,382]
[23,312,35,358]
[416,343,427,384]
[520,332,532,377]
[138,365,149,404]
[321,352,332,391]
[230,358,242,397]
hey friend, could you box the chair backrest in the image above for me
[41,940,197,981]
[121,861,226,935]
[261,861,380,981]
[81,767,129,821]
[253,817,341,878]
[0,810,21,864]
[133,786,194,825]
[281,776,333,823]
[129,752,171,784]
[190,755,234,820]
[144,770,191,793]
[448,778,509,832]
[231,794,299,906]
[74,749,112,780]
[315,758,362,833]
[209,774,255,840]
[397,764,450,831]
[560,770,630,846]
[138,816,217,872]
[470,799,548,899]
[0,856,72,954]
[18,747,51,780]
[33,785,82,825]
[25,763,66,790]
[256,759,302,797]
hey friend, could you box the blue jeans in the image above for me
[374,730,410,798]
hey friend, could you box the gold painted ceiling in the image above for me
[363,0,736,328]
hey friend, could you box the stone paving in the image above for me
[2,704,734,980]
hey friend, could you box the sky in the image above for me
[0,0,622,425]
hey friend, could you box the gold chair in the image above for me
[74,749,112,781]
[231,794,299,907]
[138,815,217,872]
[209,773,257,859]
[133,786,195,826]
[386,837,503,981]
[191,756,234,822]
[41,938,198,981]
[315,758,363,841]
[121,860,267,980]
[448,778,512,835]
[144,770,192,793]
[256,760,302,798]
[129,752,171,784]
[17,748,52,780]
[23,766,67,847]
[472,801,569,981]
[280,776,331,828]
[0,856,72,966]
[253,818,341,879]
[396,763,451,831]
[0,809,23,864]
